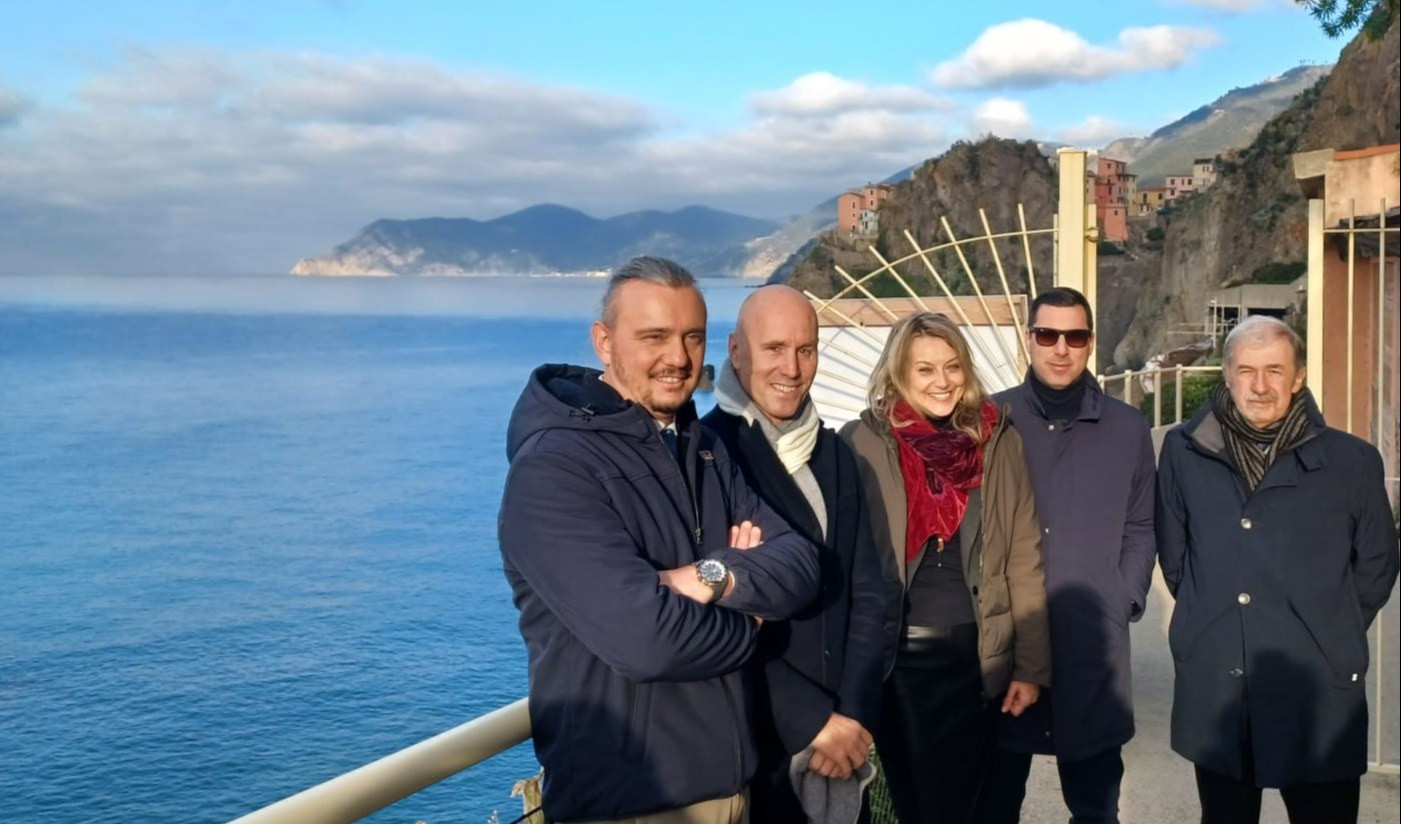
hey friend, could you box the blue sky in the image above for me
[0,0,1346,274]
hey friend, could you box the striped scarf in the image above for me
[1210,382,1313,492]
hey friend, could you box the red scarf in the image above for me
[891,398,998,564]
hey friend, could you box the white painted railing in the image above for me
[228,698,531,824]
[1097,364,1222,428]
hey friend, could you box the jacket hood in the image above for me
[505,363,697,460]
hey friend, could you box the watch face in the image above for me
[697,558,727,585]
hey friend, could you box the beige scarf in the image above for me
[713,360,821,475]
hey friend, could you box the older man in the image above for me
[701,285,890,822]
[983,286,1158,824]
[1157,315,1398,824]
[499,258,821,823]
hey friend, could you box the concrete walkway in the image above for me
[1017,570,1400,824]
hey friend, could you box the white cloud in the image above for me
[969,98,1033,138]
[0,53,951,274]
[748,72,952,117]
[1056,115,1133,147]
[930,19,1221,89]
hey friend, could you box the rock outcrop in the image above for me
[782,139,1058,302]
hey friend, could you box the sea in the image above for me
[0,274,753,824]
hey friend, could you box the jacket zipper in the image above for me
[720,676,744,788]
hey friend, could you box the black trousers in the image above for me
[977,746,1124,824]
[875,623,995,824]
[1195,764,1359,824]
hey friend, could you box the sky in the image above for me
[0,0,1347,275]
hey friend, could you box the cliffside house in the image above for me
[838,183,894,235]
[1091,156,1136,243]
[1164,174,1196,203]
[1134,186,1167,215]
[1192,157,1219,190]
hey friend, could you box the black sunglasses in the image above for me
[1030,327,1092,348]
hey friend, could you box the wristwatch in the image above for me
[694,558,730,602]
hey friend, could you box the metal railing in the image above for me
[1096,364,1222,428]
[228,699,530,824]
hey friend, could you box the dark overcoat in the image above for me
[500,365,821,820]
[1156,395,1398,786]
[701,408,893,755]
[993,379,1157,763]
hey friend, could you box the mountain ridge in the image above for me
[291,204,781,277]
[1101,64,1332,184]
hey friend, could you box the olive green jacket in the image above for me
[840,408,1052,696]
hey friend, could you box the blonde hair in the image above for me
[867,312,991,443]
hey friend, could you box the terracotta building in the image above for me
[1091,156,1136,243]
[837,183,894,235]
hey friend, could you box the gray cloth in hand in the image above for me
[787,745,876,824]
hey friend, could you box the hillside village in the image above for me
[835,155,1221,245]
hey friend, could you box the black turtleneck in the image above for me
[1031,371,1087,422]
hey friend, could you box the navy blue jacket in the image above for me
[994,377,1157,762]
[498,365,821,820]
[701,409,891,755]
[1157,395,1397,786]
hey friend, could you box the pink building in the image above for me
[1092,157,1135,242]
[1164,175,1196,202]
[837,183,894,234]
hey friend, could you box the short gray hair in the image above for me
[1223,315,1305,370]
[599,256,698,325]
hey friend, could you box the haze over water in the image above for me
[0,274,749,823]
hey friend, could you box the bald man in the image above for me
[702,286,893,822]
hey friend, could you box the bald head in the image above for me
[729,285,819,425]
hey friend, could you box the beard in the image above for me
[609,358,693,418]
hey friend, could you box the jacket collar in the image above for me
[1181,390,1329,483]
[714,408,834,544]
[1017,370,1104,423]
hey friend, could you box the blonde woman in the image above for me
[840,312,1050,824]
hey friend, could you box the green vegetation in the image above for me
[1145,226,1165,243]
[1098,241,1125,256]
[1140,371,1222,422]
[1250,260,1308,283]
[1297,0,1397,39]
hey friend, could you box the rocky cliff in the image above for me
[783,138,1058,301]
[1114,17,1400,368]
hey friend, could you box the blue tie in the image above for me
[660,428,680,460]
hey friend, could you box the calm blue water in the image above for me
[0,275,748,823]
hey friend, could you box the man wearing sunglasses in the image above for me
[981,287,1157,824]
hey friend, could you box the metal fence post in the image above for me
[1175,365,1184,424]
[1153,369,1162,428]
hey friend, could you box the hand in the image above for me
[807,713,873,779]
[1001,680,1040,717]
[657,566,711,604]
[729,520,763,550]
